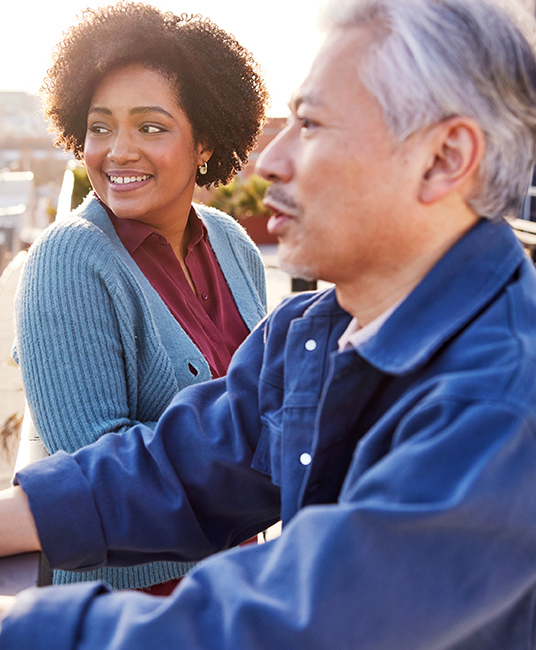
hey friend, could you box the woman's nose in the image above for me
[107,130,140,164]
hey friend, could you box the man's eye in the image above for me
[299,117,316,130]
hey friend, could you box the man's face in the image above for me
[257,27,430,290]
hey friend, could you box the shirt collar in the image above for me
[338,298,403,352]
[188,207,208,248]
[97,197,207,254]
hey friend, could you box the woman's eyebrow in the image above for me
[87,106,174,118]
[87,106,112,116]
[130,106,174,118]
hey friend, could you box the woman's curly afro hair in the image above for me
[41,2,269,187]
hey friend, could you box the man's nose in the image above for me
[256,127,293,183]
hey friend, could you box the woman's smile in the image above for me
[106,173,153,186]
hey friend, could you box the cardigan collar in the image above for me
[94,197,207,253]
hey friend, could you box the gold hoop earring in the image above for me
[199,161,208,175]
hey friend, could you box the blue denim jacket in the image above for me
[5,218,536,649]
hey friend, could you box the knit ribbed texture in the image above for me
[13,194,266,589]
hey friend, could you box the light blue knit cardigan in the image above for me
[13,193,267,589]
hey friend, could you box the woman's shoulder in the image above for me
[29,195,115,256]
[22,196,121,284]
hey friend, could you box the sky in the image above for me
[0,0,326,117]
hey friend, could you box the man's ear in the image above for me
[418,117,485,204]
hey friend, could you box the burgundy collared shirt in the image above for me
[104,203,249,378]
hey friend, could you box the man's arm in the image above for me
[2,400,536,649]
[0,487,40,557]
[12,322,280,572]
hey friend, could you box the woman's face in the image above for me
[84,64,209,230]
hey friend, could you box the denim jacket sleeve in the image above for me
[4,397,536,649]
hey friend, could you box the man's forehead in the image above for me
[289,27,377,112]
[288,88,321,112]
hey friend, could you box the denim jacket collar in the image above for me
[302,219,526,375]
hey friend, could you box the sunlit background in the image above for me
[0,0,327,116]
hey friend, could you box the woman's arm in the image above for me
[14,221,173,454]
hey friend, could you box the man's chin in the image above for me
[278,257,319,283]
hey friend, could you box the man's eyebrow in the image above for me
[288,92,320,112]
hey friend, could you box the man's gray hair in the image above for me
[320,0,536,220]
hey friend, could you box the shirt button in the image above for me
[201,293,209,300]
[305,339,317,351]
[300,453,312,466]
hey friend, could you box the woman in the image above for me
[13,3,268,593]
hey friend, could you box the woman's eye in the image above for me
[140,125,164,134]
[88,124,109,135]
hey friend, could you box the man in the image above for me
[1,0,536,647]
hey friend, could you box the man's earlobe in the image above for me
[418,117,485,204]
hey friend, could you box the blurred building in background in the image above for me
[0,92,68,272]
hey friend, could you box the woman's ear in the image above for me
[418,117,485,204]
[197,140,214,165]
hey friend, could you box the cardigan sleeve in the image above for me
[13,220,170,454]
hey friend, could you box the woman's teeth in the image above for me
[108,175,150,184]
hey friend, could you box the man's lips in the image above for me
[263,187,300,235]
[263,191,300,236]
[266,210,293,235]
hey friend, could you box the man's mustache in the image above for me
[264,185,300,212]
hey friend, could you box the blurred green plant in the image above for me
[208,174,271,219]
[66,168,271,220]
[71,166,92,210]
